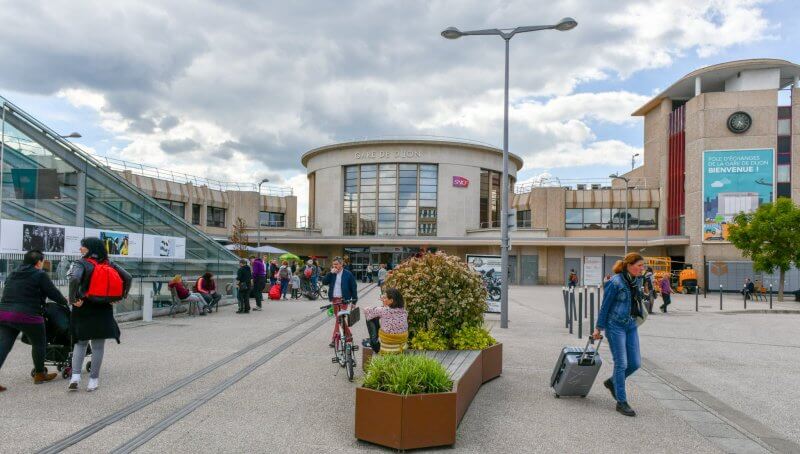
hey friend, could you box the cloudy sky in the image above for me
[0,0,797,220]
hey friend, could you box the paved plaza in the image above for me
[1,284,799,453]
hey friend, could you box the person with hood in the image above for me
[68,237,132,392]
[251,256,267,311]
[0,249,69,391]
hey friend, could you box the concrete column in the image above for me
[142,279,153,322]
[694,77,702,96]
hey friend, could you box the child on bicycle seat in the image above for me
[361,288,408,354]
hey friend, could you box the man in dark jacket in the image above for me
[0,250,69,390]
[236,259,253,314]
[322,257,358,347]
[268,259,279,287]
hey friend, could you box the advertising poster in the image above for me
[466,254,502,313]
[703,149,774,242]
[583,256,603,286]
[1,220,83,255]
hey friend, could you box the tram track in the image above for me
[37,283,377,454]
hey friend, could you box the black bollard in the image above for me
[583,286,588,319]
[695,288,698,312]
[589,292,595,332]
[719,284,723,311]
[744,289,747,310]
[769,284,773,309]
[578,293,583,339]
[563,288,569,328]
[569,291,574,335]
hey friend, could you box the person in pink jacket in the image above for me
[659,276,672,313]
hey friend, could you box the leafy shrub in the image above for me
[409,329,449,351]
[363,354,453,395]
[450,325,497,350]
[385,252,487,340]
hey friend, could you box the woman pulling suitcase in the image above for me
[592,252,645,417]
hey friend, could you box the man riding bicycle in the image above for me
[322,257,358,348]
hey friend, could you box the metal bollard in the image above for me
[578,292,583,339]
[695,288,698,312]
[572,289,577,321]
[569,291,574,334]
[583,286,588,319]
[589,292,595,332]
[769,284,773,309]
[744,288,747,310]
[563,287,569,328]
[719,284,723,311]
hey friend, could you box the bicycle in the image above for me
[320,299,359,381]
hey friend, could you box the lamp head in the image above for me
[555,17,578,31]
[64,132,82,138]
[260,178,270,184]
[609,173,618,179]
[441,27,463,39]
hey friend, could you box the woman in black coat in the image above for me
[67,237,131,392]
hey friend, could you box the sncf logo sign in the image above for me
[452,176,469,188]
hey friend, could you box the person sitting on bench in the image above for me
[169,275,208,315]
[195,272,222,311]
[361,287,408,354]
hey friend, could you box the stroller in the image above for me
[21,302,91,379]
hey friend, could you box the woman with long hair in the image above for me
[68,237,132,392]
[593,252,645,417]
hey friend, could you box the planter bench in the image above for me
[355,344,502,450]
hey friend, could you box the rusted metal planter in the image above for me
[481,342,503,382]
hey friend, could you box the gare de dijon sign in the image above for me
[354,150,423,160]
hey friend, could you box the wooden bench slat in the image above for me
[446,351,473,378]
[451,350,481,379]
[439,350,460,371]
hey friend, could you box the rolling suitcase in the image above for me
[550,336,603,398]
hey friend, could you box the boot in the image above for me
[603,378,616,400]
[33,371,57,384]
[616,401,637,417]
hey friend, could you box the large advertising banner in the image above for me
[466,254,501,313]
[583,256,603,286]
[702,149,774,242]
[0,220,185,259]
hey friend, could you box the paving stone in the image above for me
[673,410,724,423]
[687,421,747,439]
[706,437,771,454]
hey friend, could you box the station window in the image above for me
[565,208,657,230]
[192,204,201,225]
[206,206,226,228]
[156,199,185,219]
[259,211,285,227]
[516,210,531,228]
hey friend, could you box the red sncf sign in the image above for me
[452,176,469,188]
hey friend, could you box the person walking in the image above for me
[659,274,672,313]
[592,252,644,417]
[377,263,388,289]
[251,256,267,311]
[236,259,253,314]
[323,257,358,348]
[643,267,655,314]
[364,264,373,283]
[68,237,132,392]
[278,261,291,300]
[0,250,69,391]
[269,259,279,287]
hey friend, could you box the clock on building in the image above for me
[727,111,752,134]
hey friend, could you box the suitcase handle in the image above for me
[579,336,602,365]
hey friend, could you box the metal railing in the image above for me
[97,155,294,196]
[515,176,654,194]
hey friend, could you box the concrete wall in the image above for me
[792,88,800,203]
[724,68,780,92]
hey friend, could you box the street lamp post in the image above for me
[443,18,577,329]
[256,178,270,249]
[631,152,640,171]
[610,174,630,255]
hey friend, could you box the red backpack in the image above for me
[304,267,312,279]
[84,258,124,302]
[268,284,281,300]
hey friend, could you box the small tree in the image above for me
[728,198,800,301]
[229,217,250,258]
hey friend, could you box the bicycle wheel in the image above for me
[320,285,328,299]
[345,344,354,382]
[335,336,345,367]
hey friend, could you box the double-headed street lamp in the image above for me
[442,17,577,329]
[610,174,630,255]
[256,178,270,249]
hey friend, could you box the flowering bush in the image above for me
[409,329,449,351]
[450,325,497,350]
[384,252,487,340]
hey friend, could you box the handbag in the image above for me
[634,294,648,326]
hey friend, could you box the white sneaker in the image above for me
[87,378,99,392]
[68,374,80,391]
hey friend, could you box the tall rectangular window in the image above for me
[516,210,531,228]
[192,204,201,225]
[156,199,185,219]
[777,104,791,198]
[479,169,501,228]
[206,206,226,228]
[342,163,437,236]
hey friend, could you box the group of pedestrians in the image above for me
[235,256,324,313]
[0,237,132,393]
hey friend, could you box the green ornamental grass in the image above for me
[363,354,453,395]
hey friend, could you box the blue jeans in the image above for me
[280,278,289,297]
[605,316,641,403]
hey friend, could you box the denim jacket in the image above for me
[596,273,640,330]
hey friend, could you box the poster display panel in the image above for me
[466,254,502,313]
[703,149,774,242]
[583,256,603,286]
